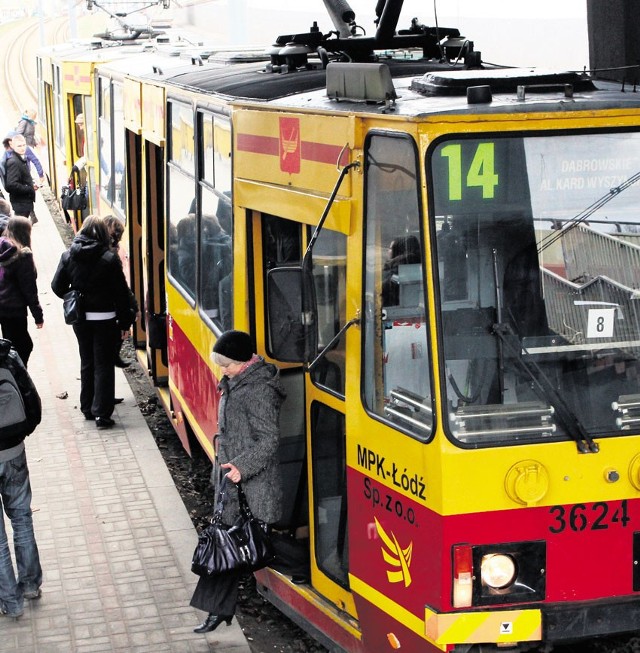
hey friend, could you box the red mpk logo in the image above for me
[279,117,300,173]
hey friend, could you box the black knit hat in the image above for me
[212,330,253,362]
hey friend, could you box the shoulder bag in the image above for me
[62,289,84,325]
[191,478,274,577]
[61,184,87,211]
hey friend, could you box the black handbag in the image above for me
[191,478,274,577]
[62,289,84,325]
[61,184,87,211]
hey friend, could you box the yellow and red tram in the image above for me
[38,2,640,651]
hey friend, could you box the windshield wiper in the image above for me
[491,322,599,454]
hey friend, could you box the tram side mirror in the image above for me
[266,266,318,363]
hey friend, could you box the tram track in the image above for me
[0,16,69,131]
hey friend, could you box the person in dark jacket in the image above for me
[0,338,43,618]
[4,135,36,219]
[1,132,45,187]
[50,215,133,429]
[191,330,285,634]
[0,217,44,367]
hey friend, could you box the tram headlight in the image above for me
[451,541,546,607]
[480,553,517,589]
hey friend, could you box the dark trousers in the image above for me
[10,201,34,219]
[0,316,33,367]
[73,318,118,418]
[190,568,240,616]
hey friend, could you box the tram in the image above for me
[37,1,640,651]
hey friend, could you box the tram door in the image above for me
[258,213,354,617]
[127,131,168,384]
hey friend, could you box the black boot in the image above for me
[193,613,233,634]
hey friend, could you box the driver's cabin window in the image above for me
[362,133,433,439]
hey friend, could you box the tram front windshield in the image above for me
[429,131,640,447]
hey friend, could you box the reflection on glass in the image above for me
[200,188,233,330]
[113,83,125,215]
[311,402,348,588]
[310,229,347,396]
[98,78,112,200]
[167,167,197,298]
[363,134,432,439]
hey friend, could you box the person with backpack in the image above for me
[0,337,43,619]
[0,217,44,367]
[14,109,40,148]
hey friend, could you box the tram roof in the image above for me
[149,59,640,117]
[155,59,464,102]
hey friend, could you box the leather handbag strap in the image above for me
[236,482,255,520]
[212,476,229,525]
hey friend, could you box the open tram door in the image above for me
[123,80,168,387]
[254,193,357,645]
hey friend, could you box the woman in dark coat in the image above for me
[51,216,133,428]
[0,217,43,366]
[191,330,285,633]
[4,134,36,219]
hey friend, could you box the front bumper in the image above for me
[425,596,640,650]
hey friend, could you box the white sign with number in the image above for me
[586,308,615,338]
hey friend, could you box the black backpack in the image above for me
[0,339,41,441]
[0,367,28,439]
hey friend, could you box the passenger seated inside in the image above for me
[382,234,421,306]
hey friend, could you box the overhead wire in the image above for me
[536,170,640,254]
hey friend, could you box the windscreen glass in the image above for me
[430,131,640,448]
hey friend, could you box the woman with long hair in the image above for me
[0,216,43,366]
[51,216,133,428]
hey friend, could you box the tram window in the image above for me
[310,402,348,589]
[202,114,214,186]
[169,102,194,173]
[199,187,233,330]
[213,115,231,195]
[167,166,197,300]
[310,228,347,396]
[98,77,112,201]
[53,65,64,151]
[362,133,433,440]
[113,83,125,215]
[71,95,84,159]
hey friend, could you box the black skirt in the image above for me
[190,568,241,615]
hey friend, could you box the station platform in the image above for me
[2,191,252,652]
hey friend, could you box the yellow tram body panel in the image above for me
[234,109,356,198]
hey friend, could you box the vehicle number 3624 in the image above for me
[548,500,630,534]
